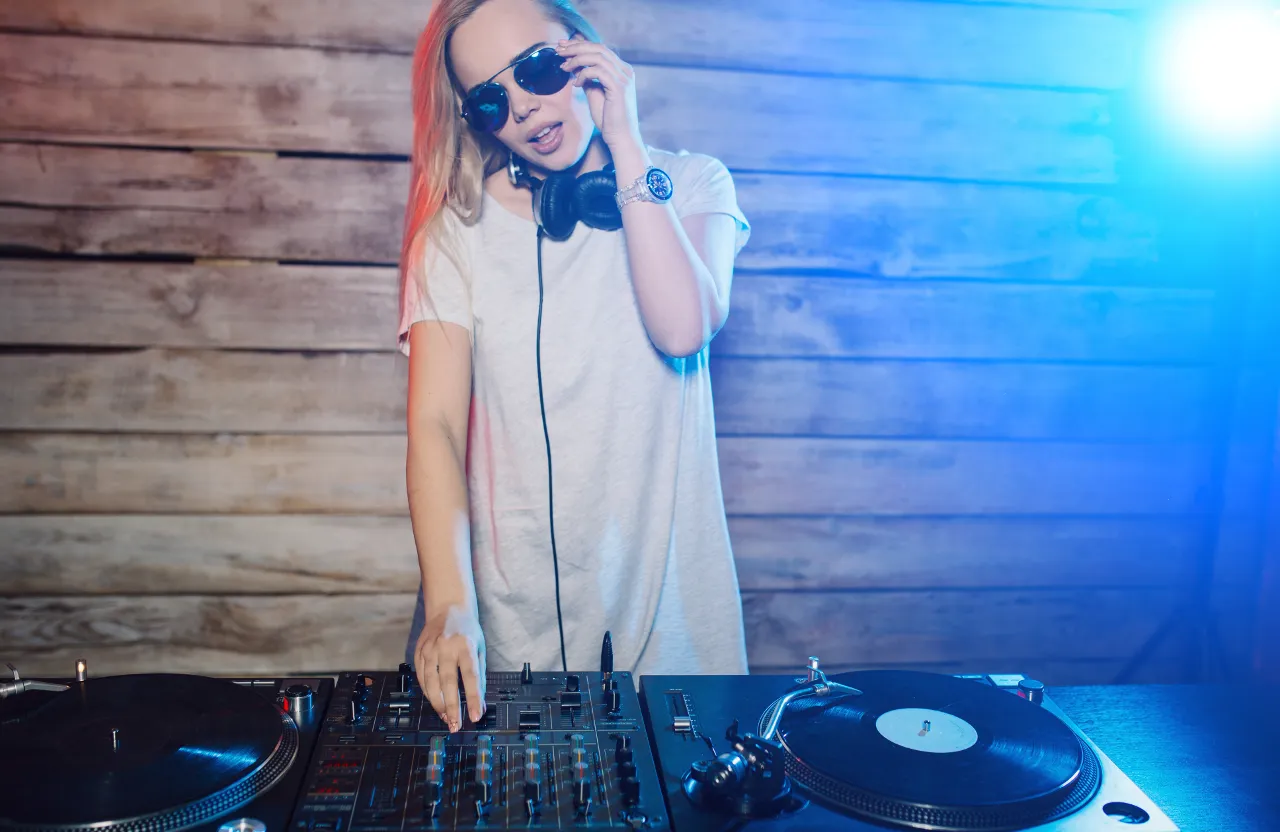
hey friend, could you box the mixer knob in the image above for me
[573,761,592,813]
[425,736,446,818]
[397,662,412,695]
[347,696,363,724]
[475,733,494,810]
[620,776,641,806]
[605,688,622,716]
[618,760,638,780]
[615,734,632,753]
[474,775,493,815]
[523,779,542,816]
[520,662,533,685]
[565,674,580,692]
[425,781,444,818]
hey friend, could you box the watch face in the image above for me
[646,168,674,202]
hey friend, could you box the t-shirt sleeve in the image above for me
[397,222,473,358]
[670,152,751,257]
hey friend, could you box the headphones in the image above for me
[508,153,624,241]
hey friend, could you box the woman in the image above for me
[399,0,751,733]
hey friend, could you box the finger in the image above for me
[560,52,627,77]
[559,46,630,77]
[573,65,620,91]
[557,39,623,61]
[458,648,484,723]
[417,650,447,722]
[441,656,462,731]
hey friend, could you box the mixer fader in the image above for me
[291,657,667,830]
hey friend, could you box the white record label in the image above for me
[875,708,979,753]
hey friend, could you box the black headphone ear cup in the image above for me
[575,170,624,232]
[537,172,580,241]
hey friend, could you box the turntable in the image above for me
[639,658,1179,831]
[0,662,332,832]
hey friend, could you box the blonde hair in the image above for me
[398,0,601,325]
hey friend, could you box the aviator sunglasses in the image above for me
[460,42,575,133]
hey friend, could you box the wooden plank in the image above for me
[0,144,1162,282]
[0,433,409,514]
[0,515,420,595]
[0,586,1226,678]
[0,261,1214,361]
[0,261,397,351]
[748,656,1195,687]
[711,358,1211,441]
[0,349,1211,441]
[0,594,418,676]
[0,0,1140,90]
[0,34,1118,183]
[0,512,1260,596]
[740,586,1250,668]
[0,350,410,434]
[717,277,1214,363]
[727,514,1262,592]
[720,437,1210,516]
[0,145,404,263]
[0,432,1212,515]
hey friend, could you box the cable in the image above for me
[536,228,569,673]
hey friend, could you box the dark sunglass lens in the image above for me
[464,83,509,132]
[515,47,571,95]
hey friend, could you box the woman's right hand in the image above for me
[414,602,487,732]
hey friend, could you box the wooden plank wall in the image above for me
[1,0,1275,683]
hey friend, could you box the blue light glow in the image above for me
[1152,3,1280,148]
[176,745,263,770]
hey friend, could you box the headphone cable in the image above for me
[536,228,570,674]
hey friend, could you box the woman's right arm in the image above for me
[406,319,485,732]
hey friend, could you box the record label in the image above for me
[875,707,978,753]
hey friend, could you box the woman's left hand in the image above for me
[557,39,642,153]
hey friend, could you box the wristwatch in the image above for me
[615,166,674,209]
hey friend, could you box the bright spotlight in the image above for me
[1152,3,1280,149]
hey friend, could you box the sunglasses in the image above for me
[460,45,573,134]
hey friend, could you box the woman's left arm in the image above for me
[559,39,740,358]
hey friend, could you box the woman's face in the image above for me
[450,0,595,172]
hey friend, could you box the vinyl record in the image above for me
[769,670,1100,831]
[0,674,298,831]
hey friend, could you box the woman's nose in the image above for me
[509,88,539,124]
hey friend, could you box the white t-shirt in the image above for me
[399,147,751,676]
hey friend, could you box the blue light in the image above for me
[176,745,263,770]
[1152,2,1280,149]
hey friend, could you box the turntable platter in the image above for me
[769,670,1101,831]
[0,674,298,831]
